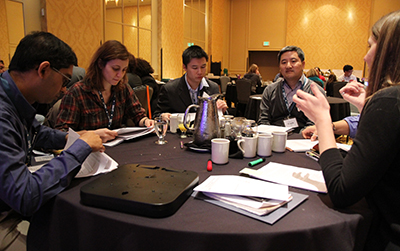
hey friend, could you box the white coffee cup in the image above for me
[169,114,178,133]
[211,138,230,164]
[272,131,287,152]
[237,136,258,158]
[257,134,272,157]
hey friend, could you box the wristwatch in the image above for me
[332,123,336,132]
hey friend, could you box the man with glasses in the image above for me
[0,31,105,250]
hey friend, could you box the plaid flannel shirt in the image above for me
[55,81,146,131]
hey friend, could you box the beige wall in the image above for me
[44,0,102,69]
[161,0,184,79]
[0,0,9,66]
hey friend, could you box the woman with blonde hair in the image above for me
[294,10,400,250]
[244,63,262,94]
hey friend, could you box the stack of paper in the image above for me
[104,127,154,147]
[194,175,292,216]
[285,139,352,152]
[257,125,294,134]
[240,162,328,193]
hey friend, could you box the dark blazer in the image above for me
[154,74,220,117]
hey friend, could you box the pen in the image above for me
[248,158,265,167]
[305,150,319,161]
[180,141,184,149]
[207,159,212,172]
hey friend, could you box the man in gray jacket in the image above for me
[259,46,326,133]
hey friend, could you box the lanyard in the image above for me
[98,91,116,129]
[281,82,304,116]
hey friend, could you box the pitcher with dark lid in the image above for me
[183,94,221,146]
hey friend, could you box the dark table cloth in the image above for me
[27,132,371,251]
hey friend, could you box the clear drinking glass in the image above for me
[241,119,258,138]
[154,117,168,145]
[231,117,246,139]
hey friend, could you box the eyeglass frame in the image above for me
[51,67,72,87]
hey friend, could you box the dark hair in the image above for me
[8,31,76,72]
[278,46,305,62]
[127,53,137,73]
[182,45,208,66]
[343,65,353,72]
[85,40,130,91]
[0,60,4,64]
[134,58,154,78]
[367,10,400,97]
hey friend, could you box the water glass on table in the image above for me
[154,116,168,145]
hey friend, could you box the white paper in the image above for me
[285,139,352,152]
[194,175,289,201]
[103,127,155,147]
[240,162,327,193]
[286,139,319,152]
[257,125,294,134]
[66,128,118,178]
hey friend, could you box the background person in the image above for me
[243,63,263,94]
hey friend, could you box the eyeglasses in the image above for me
[51,67,71,87]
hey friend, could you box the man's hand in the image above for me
[94,128,118,143]
[302,125,318,141]
[79,131,105,152]
[216,99,228,113]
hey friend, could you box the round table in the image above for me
[28,133,371,251]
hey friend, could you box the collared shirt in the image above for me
[185,74,209,104]
[55,81,146,131]
[282,74,306,107]
[0,71,92,216]
[337,74,357,82]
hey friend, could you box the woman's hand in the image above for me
[94,128,118,143]
[145,118,155,128]
[339,82,366,112]
[294,83,336,154]
[293,83,331,124]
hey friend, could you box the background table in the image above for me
[327,96,351,121]
[28,133,371,251]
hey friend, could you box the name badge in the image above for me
[284,117,298,128]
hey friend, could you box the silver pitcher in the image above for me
[184,94,221,146]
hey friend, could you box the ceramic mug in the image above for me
[257,133,272,157]
[271,131,287,152]
[211,138,230,164]
[237,136,258,158]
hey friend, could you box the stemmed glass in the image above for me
[154,117,168,145]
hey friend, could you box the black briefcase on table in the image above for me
[80,164,199,218]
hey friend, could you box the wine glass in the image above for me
[154,117,168,145]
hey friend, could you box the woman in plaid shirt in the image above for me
[55,40,154,141]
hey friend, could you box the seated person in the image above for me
[134,58,160,115]
[259,46,326,133]
[0,59,6,73]
[243,63,263,94]
[0,31,105,250]
[154,45,227,119]
[337,64,357,82]
[55,40,154,137]
[306,68,324,88]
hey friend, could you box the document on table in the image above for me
[103,127,154,147]
[193,175,290,201]
[257,125,294,134]
[286,139,319,152]
[285,139,352,152]
[67,128,118,178]
[240,162,327,193]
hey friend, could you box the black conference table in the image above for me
[27,132,371,251]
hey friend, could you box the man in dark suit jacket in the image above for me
[154,45,227,118]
